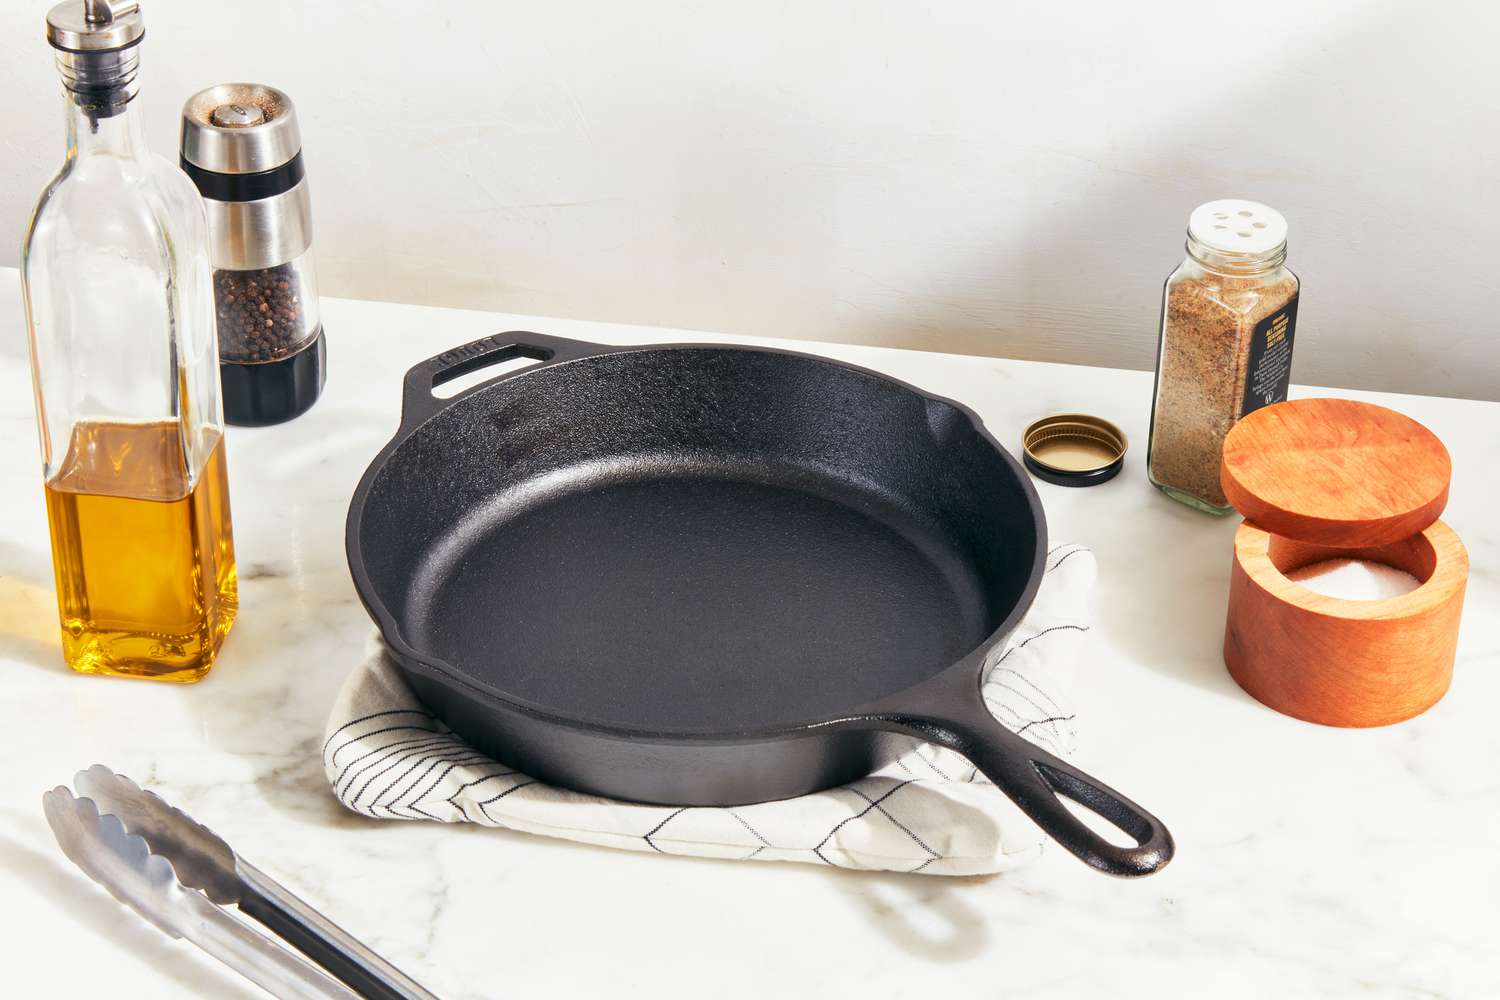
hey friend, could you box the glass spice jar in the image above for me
[1147,200,1300,513]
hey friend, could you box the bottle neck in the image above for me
[57,43,146,154]
[66,91,148,159]
[1185,232,1287,277]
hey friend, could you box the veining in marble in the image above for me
[0,273,1496,998]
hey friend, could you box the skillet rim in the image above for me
[345,340,1048,743]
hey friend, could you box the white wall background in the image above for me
[2,0,1496,400]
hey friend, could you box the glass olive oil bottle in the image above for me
[21,1,236,681]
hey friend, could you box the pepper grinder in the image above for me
[180,84,326,425]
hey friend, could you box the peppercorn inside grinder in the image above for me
[1219,399,1468,728]
[180,84,325,426]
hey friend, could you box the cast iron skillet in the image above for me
[347,332,1174,877]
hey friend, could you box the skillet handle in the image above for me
[860,700,1174,877]
[400,331,605,430]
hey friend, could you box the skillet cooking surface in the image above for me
[406,465,992,730]
[356,346,1038,733]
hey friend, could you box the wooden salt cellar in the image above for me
[1219,398,1468,727]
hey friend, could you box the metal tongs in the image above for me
[43,765,440,1000]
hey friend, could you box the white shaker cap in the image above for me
[1188,200,1288,255]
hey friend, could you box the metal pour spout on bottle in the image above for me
[21,0,238,681]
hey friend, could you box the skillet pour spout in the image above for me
[347,331,1175,878]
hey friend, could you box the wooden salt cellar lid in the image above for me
[1220,398,1451,546]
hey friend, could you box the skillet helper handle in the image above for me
[928,710,1174,877]
[401,331,604,429]
[237,861,442,1000]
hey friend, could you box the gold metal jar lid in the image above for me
[1022,414,1128,487]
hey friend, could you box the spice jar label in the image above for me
[1241,294,1299,416]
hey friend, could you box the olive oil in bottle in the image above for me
[44,421,237,681]
[21,2,238,680]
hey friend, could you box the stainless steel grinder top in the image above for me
[180,83,310,272]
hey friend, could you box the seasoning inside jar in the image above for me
[1146,200,1299,513]
[214,256,319,364]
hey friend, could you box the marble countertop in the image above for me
[2,269,1496,999]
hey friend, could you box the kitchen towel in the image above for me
[324,544,1095,876]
